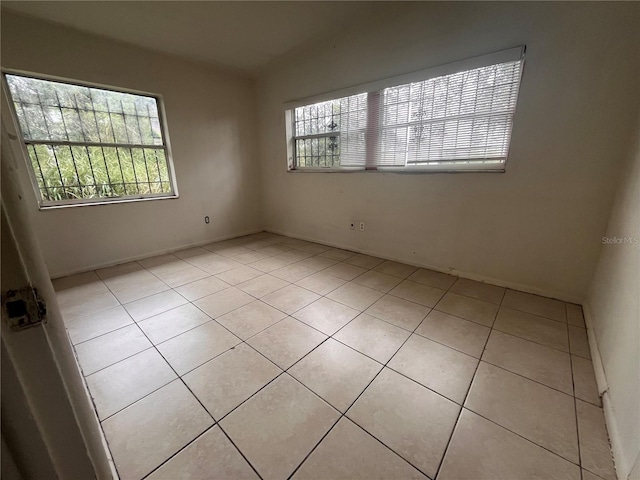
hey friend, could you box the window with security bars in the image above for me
[4,73,176,206]
[288,47,524,172]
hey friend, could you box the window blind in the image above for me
[288,46,525,172]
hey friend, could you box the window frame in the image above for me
[284,46,525,174]
[1,69,179,209]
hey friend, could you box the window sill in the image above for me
[38,194,179,210]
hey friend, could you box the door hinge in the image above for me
[2,286,47,331]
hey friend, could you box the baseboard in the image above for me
[264,228,582,303]
[583,303,626,480]
[50,228,264,279]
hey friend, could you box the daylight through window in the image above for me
[287,47,525,172]
[4,73,176,206]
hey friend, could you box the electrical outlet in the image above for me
[359,222,365,232]
[350,222,356,230]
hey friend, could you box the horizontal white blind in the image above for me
[375,60,522,167]
[289,47,524,171]
[293,93,367,168]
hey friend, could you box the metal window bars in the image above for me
[4,73,174,204]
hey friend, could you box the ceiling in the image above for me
[2,1,394,74]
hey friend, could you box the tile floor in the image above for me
[53,232,617,480]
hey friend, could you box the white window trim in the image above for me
[1,69,179,209]
[284,46,525,174]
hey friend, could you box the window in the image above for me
[3,72,177,207]
[286,47,524,172]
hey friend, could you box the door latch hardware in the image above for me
[1,286,47,331]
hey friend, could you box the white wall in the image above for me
[585,116,640,480]
[1,12,262,277]
[257,2,640,302]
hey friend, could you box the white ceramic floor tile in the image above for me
[237,274,290,298]
[183,343,281,420]
[153,265,210,288]
[193,256,243,275]
[58,290,120,322]
[566,303,586,327]
[326,282,384,311]
[174,276,229,301]
[156,321,241,375]
[334,313,410,364]
[55,275,110,308]
[137,303,212,344]
[323,262,368,281]
[576,400,617,480]
[295,271,347,295]
[344,254,385,269]
[96,261,143,280]
[74,324,151,375]
[295,242,331,255]
[270,263,318,282]
[292,418,426,480]
[215,265,263,285]
[388,334,478,404]
[372,260,418,279]
[248,256,295,273]
[173,246,210,259]
[407,268,457,290]
[352,270,403,293]
[450,278,505,304]
[65,305,134,344]
[147,426,258,480]
[364,294,430,331]
[86,348,177,419]
[435,291,498,327]
[102,380,213,480]
[438,409,580,480]
[572,355,600,406]
[289,339,382,412]
[502,289,566,322]
[216,300,287,340]
[293,297,360,335]
[318,247,356,261]
[348,368,459,478]
[297,255,337,271]
[124,290,188,321]
[145,258,194,279]
[262,284,320,315]
[465,362,579,463]
[138,253,184,271]
[494,307,569,352]
[53,270,104,292]
[220,374,339,480]
[569,325,591,359]
[194,287,254,318]
[233,251,271,265]
[415,309,490,358]
[106,270,170,304]
[389,280,446,308]
[247,317,327,369]
[482,329,573,394]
